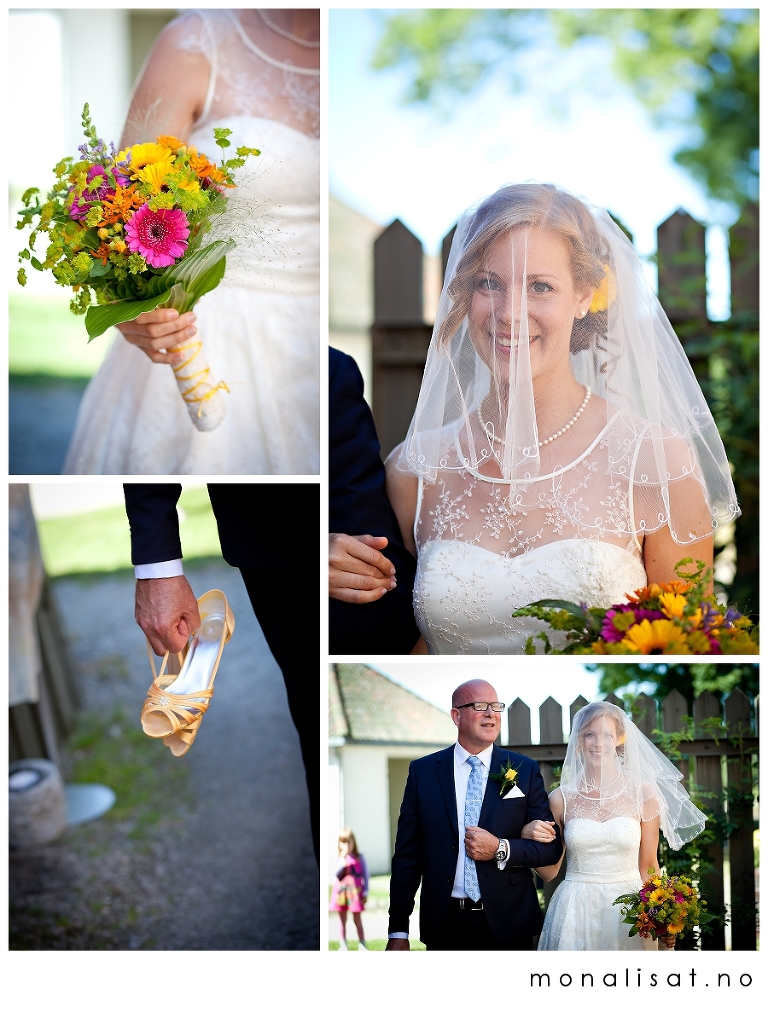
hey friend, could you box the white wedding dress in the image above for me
[538,797,656,950]
[63,10,319,475]
[413,412,652,654]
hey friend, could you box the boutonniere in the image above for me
[489,759,522,797]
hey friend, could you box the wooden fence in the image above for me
[506,689,759,951]
[371,204,758,457]
[9,577,79,767]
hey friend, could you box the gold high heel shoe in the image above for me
[140,590,235,757]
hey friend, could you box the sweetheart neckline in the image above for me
[420,537,647,571]
[190,113,320,145]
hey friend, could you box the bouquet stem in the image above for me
[657,934,676,950]
[170,338,228,432]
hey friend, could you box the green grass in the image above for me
[38,486,222,577]
[328,940,426,951]
[10,293,110,378]
[69,706,193,839]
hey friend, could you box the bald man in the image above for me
[387,679,562,950]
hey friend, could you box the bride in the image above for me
[383,183,739,653]
[522,700,706,950]
[63,9,319,475]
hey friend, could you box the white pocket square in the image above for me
[503,786,525,799]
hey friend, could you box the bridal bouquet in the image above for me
[613,872,713,948]
[513,559,758,655]
[16,105,260,431]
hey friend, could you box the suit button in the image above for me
[446,877,452,883]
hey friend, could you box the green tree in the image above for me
[373,8,758,206]
[588,662,759,703]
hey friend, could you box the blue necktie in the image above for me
[464,755,483,902]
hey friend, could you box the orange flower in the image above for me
[93,242,112,266]
[100,185,144,225]
[156,135,185,153]
[626,584,662,604]
[659,580,692,595]
[189,153,229,185]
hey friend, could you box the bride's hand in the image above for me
[329,534,397,604]
[118,308,197,364]
[521,820,556,843]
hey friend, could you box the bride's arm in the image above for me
[638,813,660,881]
[384,442,418,558]
[116,19,211,362]
[642,461,714,589]
[528,789,565,883]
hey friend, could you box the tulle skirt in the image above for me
[538,877,657,951]
[63,284,319,475]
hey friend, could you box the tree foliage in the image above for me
[587,662,759,703]
[372,8,758,205]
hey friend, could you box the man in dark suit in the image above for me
[329,347,419,654]
[123,483,318,860]
[387,678,562,950]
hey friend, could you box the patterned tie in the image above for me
[463,755,483,902]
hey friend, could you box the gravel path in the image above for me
[10,559,319,950]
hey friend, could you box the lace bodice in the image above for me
[414,538,646,654]
[564,817,642,882]
[175,10,319,138]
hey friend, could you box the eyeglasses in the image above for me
[456,701,506,712]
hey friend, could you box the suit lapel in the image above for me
[479,744,504,827]
[435,747,459,841]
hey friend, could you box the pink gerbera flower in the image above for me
[125,203,190,268]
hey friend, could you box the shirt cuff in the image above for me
[387,932,409,939]
[497,838,510,871]
[134,559,184,579]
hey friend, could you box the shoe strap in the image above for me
[147,639,186,682]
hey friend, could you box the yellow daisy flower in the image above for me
[126,142,173,173]
[135,160,175,192]
[620,619,691,655]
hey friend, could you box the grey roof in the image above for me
[331,664,456,745]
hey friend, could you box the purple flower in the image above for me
[69,165,115,220]
[601,605,665,642]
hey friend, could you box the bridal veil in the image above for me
[398,184,739,555]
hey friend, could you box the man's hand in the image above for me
[464,826,500,861]
[385,938,410,951]
[329,534,397,604]
[136,575,201,655]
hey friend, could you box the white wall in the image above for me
[335,743,444,876]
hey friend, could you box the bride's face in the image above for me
[581,715,620,769]
[466,225,593,385]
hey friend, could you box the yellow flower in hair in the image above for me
[589,263,617,313]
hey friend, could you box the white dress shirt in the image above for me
[135,559,184,579]
[452,741,493,897]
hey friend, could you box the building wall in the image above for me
[333,742,451,876]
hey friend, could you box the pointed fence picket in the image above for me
[505,689,758,951]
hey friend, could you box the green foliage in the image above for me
[552,9,758,205]
[588,662,759,703]
[683,316,759,617]
[372,8,758,205]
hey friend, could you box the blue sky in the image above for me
[330,9,730,317]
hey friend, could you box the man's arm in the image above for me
[386,762,423,948]
[124,484,200,654]
[505,760,563,868]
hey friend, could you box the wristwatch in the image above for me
[495,838,509,862]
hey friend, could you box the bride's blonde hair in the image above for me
[437,183,609,353]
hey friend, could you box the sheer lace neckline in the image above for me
[225,10,320,76]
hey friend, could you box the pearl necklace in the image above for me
[257,10,321,48]
[478,386,592,448]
